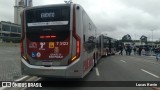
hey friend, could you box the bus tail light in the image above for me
[70,37,81,64]
[20,11,27,61]
[69,4,81,64]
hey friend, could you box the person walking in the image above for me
[155,47,160,61]
[125,46,128,55]
[133,47,136,55]
[128,45,132,56]
[145,46,150,56]
[119,45,123,55]
[138,46,142,56]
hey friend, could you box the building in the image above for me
[0,21,21,42]
[0,0,33,42]
[14,0,32,25]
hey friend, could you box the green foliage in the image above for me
[140,35,147,43]
[122,34,132,42]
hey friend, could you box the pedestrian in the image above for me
[155,47,160,61]
[125,46,128,55]
[141,48,145,55]
[128,45,132,56]
[119,45,123,55]
[145,46,150,56]
[136,47,139,55]
[138,46,142,56]
[133,47,136,55]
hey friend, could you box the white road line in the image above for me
[95,67,100,76]
[35,77,41,81]
[15,75,29,81]
[26,76,38,81]
[0,76,29,90]
[141,69,160,78]
[120,60,126,63]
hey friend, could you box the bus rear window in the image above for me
[26,6,70,27]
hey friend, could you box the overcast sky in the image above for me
[0,0,160,41]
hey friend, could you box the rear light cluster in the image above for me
[20,11,27,61]
[69,4,81,64]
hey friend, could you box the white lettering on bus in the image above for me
[49,53,63,59]
[56,42,68,46]
[41,12,55,18]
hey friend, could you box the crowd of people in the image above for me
[118,45,160,61]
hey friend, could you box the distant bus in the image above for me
[96,35,108,57]
[95,35,118,57]
[103,36,118,55]
[20,4,100,78]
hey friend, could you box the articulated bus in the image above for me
[96,35,108,57]
[20,4,100,78]
[102,35,118,55]
[95,34,118,58]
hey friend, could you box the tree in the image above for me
[140,35,147,43]
[122,34,132,42]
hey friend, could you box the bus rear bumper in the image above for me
[21,58,83,78]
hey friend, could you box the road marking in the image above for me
[120,60,126,63]
[95,67,100,76]
[141,69,160,78]
[35,77,41,81]
[26,76,38,81]
[0,76,29,90]
[15,75,29,81]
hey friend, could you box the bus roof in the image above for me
[24,4,77,11]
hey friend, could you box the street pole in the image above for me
[152,30,153,44]
[150,29,155,53]
[151,30,154,48]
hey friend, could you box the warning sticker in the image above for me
[49,42,54,48]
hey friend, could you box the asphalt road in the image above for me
[23,54,160,90]
[0,45,22,81]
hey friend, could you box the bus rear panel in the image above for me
[21,4,96,78]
